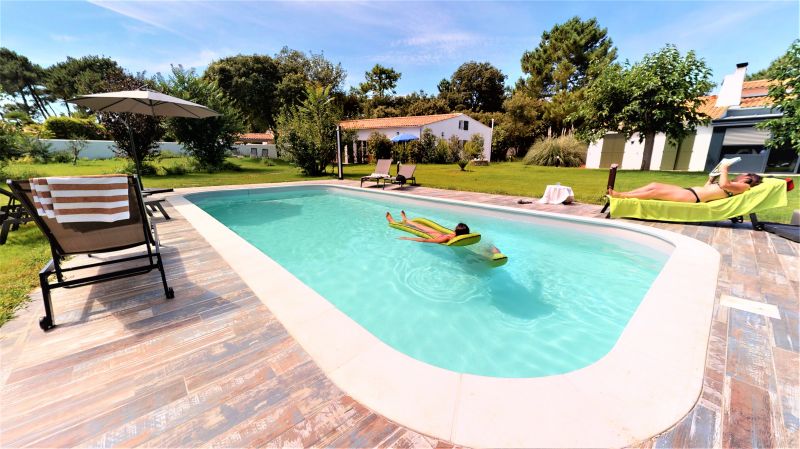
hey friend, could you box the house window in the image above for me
[463,121,469,131]
[458,120,469,131]
[441,132,445,137]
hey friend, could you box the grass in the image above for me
[1,157,797,326]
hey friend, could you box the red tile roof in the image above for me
[340,113,461,130]
[237,132,274,143]
[696,79,774,119]
[697,95,727,120]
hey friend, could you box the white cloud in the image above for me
[50,34,78,43]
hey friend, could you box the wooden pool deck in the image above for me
[1,181,797,448]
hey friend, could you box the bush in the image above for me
[43,116,106,140]
[157,149,183,160]
[523,136,587,167]
[162,162,190,176]
[20,137,53,163]
[262,158,275,166]
[367,132,393,160]
[122,160,158,176]
[433,138,451,163]
[51,150,73,163]
[418,127,438,163]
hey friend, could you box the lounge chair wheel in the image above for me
[166,287,175,299]
[39,316,54,331]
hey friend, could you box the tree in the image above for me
[576,45,714,170]
[204,54,280,132]
[758,40,800,154]
[277,84,340,175]
[501,91,546,155]
[46,56,124,115]
[445,62,507,112]
[95,71,165,162]
[157,65,244,171]
[746,51,794,81]
[518,17,617,134]
[360,64,401,100]
[0,48,53,119]
[274,47,347,111]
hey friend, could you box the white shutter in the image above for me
[723,127,771,146]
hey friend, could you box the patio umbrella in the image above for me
[391,133,419,143]
[67,88,220,187]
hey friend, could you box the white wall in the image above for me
[232,144,279,158]
[688,126,713,171]
[585,140,603,168]
[41,139,186,159]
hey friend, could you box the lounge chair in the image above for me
[1,188,33,245]
[7,175,174,331]
[360,158,393,189]
[603,164,791,228]
[390,164,417,187]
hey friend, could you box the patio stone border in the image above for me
[167,182,720,448]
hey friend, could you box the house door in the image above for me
[599,134,625,168]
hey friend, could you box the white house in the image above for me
[339,113,494,162]
[585,63,795,174]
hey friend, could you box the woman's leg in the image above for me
[612,184,696,202]
[400,211,445,236]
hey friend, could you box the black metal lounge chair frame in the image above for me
[1,189,32,245]
[8,176,174,331]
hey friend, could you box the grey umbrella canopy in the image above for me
[67,89,220,188]
[68,89,220,118]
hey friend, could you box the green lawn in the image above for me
[1,157,797,326]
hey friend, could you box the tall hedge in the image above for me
[43,116,107,140]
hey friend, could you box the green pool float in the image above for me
[389,217,508,267]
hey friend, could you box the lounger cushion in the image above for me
[609,178,788,222]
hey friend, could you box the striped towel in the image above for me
[30,175,130,223]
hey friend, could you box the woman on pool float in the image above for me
[608,164,762,203]
[386,211,501,255]
[385,211,469,244]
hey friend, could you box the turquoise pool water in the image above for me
[190,186,669,378]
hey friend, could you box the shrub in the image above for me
[262,158,275,166]
[433,138,451,163]
[367,132,393,160]
[20,137,53,163]
[65,139,87,165]
[523,135,587,167]
[162,162,190,176]
[418,127,438,163]
[157,149,183,160]
[51,151,73,163]
[43,116,106,140]
[122,160,158,176]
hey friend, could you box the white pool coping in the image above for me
[167,182,720,448]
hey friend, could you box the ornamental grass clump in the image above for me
[523,135,586,167]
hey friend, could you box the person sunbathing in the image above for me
[385,210,469,244]
[608,164,762,203]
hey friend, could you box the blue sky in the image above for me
[1,1,798,95]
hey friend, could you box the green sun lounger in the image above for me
[608,177,789,223]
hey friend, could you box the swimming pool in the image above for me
[188,186,668,377]
[169,183,719,447]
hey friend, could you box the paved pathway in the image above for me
[1,181,797,448]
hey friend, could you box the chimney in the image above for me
[715,62,748,107]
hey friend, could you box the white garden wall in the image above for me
[40,139,186,159]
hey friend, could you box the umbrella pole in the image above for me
[123,117,144,190]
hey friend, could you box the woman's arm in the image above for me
[716,165,751,194]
